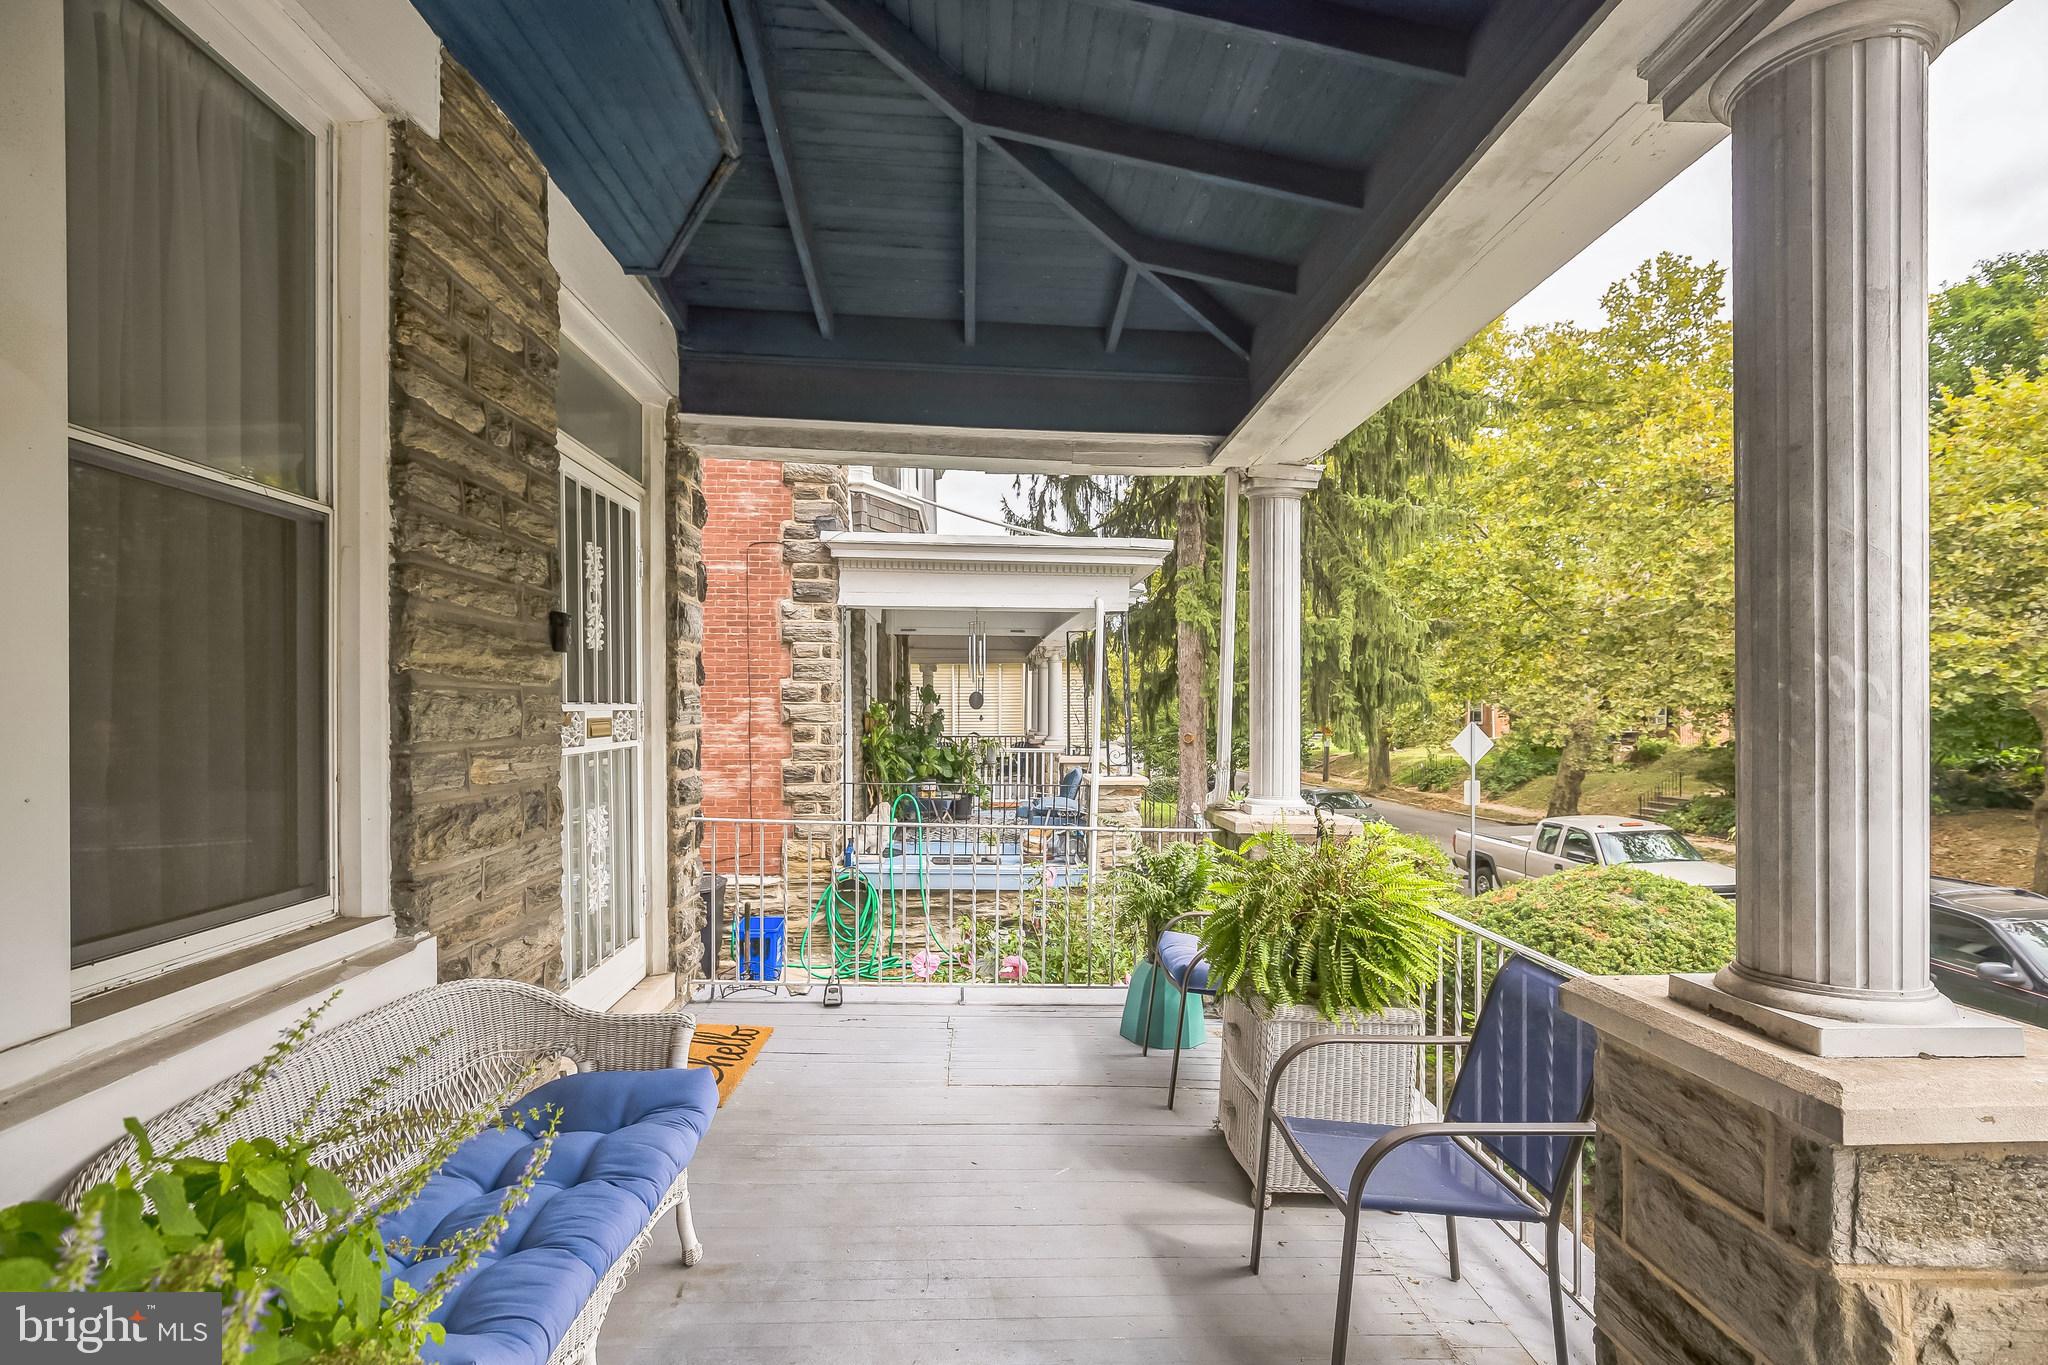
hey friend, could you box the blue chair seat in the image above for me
[1279,1117,1540,1222]
[381,1066,718,1365]
[1155,930,1212,993]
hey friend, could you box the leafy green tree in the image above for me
[1400,254,1735,813]
[1930,251,2048,402]
[1302,359,1478,787]
[1929,367,2048,889]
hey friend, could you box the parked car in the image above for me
[1452,815,1737,897]
[1303,786,1375,816]
[1929,878,2048,1029]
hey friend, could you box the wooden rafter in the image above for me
[989,141,1254,357]
[1104,266,1137,353]
[1098,0,1469,80]
[812,0,1364,210]
[730,0,834,338]
[962,128,978,345]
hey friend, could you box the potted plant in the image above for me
[0,996,552,1361]
[861,686,990,821]
[1200,823,1454,1193]
[1112,839,1223,1049]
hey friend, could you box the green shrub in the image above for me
[1931,746,2042,811]
[1665,794,1736,840]
[1627,737,1671,765]
[1695,742,1736,793]
[1201,825,1454,1020]
[1398,753,1465,792]
[1479,738,1560,795]
[1467,866,1734,975]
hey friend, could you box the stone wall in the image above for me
[1591,1037,2048,1365]
[665,413,708,979]
[779,463,845,820]
[387,57,566,986]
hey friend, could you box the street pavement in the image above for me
[1346,793,1530,856]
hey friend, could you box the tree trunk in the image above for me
[1175,483,1209,827]
[1546,701,1603,817]
[1370,730,1393,791]
[2029,691,2048,895]
[1321,732,1331,782]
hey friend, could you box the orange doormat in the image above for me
[688,1023,772,1105]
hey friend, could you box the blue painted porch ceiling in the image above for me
[406,0,1500,436]
[410,0,744,275]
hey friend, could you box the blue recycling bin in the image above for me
[737,915,786,981]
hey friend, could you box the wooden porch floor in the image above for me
[599,999,1593,1365]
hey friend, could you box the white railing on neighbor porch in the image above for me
[688,814,1595,1317]
[847,740,1077,827]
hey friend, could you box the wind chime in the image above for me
[966,612,988,712]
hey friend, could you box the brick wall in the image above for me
[387,57,565,986]
[698,460,846,869]
[700,459,796,836]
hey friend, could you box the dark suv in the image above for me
[1929,878,2048,1029]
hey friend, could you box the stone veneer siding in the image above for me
[664,415,708,978]
[779,463,845,820]
[386,57,566,986]
[1592,1038,2048,1365]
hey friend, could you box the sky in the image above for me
[936,0,2048,531]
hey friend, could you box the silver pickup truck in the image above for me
[1452,814,1737,898]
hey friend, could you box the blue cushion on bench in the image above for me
[1155,930,1212,993]
[381,1065,718,1365]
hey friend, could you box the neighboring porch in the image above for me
[600,1000,1592,1365]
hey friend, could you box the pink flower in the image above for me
[910,950,941,981]
[999,954,1029,982]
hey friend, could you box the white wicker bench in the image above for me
[66,979,705,1365]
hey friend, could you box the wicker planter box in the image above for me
[1216,994,1423,1195]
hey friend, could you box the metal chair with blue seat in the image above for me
[1250,955,1596,1365]
[1136,909,1215,1109]
[1018,765,1085,824]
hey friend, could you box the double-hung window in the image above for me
[64,0,331,974]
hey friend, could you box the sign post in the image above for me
[1449,719,1495,897]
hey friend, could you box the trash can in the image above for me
[737,914,786,981]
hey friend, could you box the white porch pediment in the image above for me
[825,532,1169,615]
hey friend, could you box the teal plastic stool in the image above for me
[1119,958,1206,1050]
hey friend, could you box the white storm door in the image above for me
[559,447,648,998]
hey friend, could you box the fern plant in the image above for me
[1200,824,1454,1021]
[1113,838,1225,944]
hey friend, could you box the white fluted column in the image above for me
[1664,1,2014,1052]
[1244,468,1319,813]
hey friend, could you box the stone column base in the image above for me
[1669,972,2024,1058]
[1205,806,1360,851]
[1564,976,2048,1365]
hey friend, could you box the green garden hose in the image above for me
[772,791,955,982]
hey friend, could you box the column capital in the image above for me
[1243,465,1322,499]
[1645,0,1957,124]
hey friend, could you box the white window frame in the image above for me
[59,0,391,1001]
[555,313,670,1012]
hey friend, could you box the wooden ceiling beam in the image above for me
[729,0,834,338]
[1104,266,1137,353]
[962,128,978,346]
[1097,1,1469,81]
[988,140,1255,358]
[812,0,1363,209]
